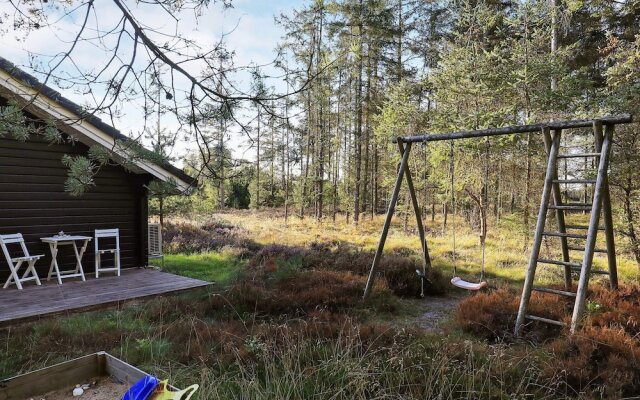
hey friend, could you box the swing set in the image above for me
[363,114,632,334]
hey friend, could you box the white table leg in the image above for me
[72,240,87,281]
[46,242,55,281]
[46,242,63,285]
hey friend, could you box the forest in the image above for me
[1,1,640,399]
[160,0,640,268]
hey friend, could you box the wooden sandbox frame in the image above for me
[0,351,177,399]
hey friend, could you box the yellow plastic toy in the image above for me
[149,380,199,400]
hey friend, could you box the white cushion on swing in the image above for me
[451,277,488,291]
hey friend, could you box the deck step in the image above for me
[537,258,582,268]
[525,314,566,326]
[553,179,597,184]
[532,287,577,297]
[567,246,608,253]
[556,153,601,159]
[543,232,588,239]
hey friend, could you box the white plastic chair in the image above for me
[0,233,43,290]
[94,228,121,278]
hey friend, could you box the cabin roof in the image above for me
[0,56,196,192]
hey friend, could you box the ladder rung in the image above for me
[553,179,597,184]
[567,246,608,253]
[543,232,588,239]
[591,269,610,275]
[556,153,601,159]
[532,287,577,297]
[565,224,605,231]
[525,314,566,326]
[537,258,582,268]
[539,258,610,275]
[549,205,592,211]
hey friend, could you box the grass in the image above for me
[216,210,639,287]
[1,209,639,399]
[159,251,243,284]
[0,293,567,399]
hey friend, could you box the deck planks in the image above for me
[0,268,212,325]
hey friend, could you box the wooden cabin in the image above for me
[0,57,194,282]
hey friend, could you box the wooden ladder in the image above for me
[515,121,618,335]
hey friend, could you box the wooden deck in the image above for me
[0,269,212,325]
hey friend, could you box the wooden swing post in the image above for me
[594,122,618,289]
[514,129,561,335]
[570,122,615,332]
[363,140,413,299]
[398,141,432,294]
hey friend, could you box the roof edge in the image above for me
[0,57,197,192]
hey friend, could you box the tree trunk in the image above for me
[583,144,589,214]
[315,5,325,221]
[270,115,275,203]
[396,0,403,81]
[363,52,372,218]
[256,108,261,210]
[466,188,487,246]
[510,190,515,213]
[443,203,448,230]
[300,93,312,218]
[495,157,501,220]
[403,192,409,232]
[218,120,225,210]
[333,72,342,223]
[623,186,640,267]
[284,96,290,225]
[352,0,364,225]
[523,132,532,250]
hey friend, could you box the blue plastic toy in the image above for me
[121,376,160,400]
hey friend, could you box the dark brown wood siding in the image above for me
[0,133,151,281]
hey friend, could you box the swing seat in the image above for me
[451,277,488,291]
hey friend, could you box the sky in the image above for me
[0,0,302,165]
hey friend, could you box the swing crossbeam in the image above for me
[393,114,631,144]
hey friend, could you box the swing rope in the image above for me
[449,139,488,291]
[480,137,490,282]
[450,140,457,278]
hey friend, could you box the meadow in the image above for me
[1,209,639,399]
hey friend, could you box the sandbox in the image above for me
[0,352,174,400]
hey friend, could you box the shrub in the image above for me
[544,326,640,397]
[455,287,520,342]
[587,284,640,336]
[378,254,448,297]
[455,286,569,342]
[163,318,248,365]
[455,283,640,397]
[248,244,303,271]
[209,269,398,317]
[163,221,260,255]
[249,243,448,298]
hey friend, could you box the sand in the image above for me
[30,377,128,400]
